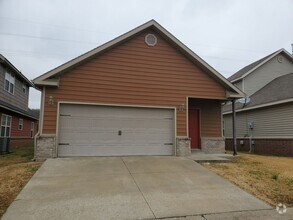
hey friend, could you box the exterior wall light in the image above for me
[48,96,54,105]
[178,104,185,112]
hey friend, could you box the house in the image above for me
[0,54,38,151]
[33,20,243,160]
[223,49,293,156]
[228,49,293,96]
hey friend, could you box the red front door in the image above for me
[188,108,201,149]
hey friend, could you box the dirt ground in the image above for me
[0,146,42,218]
[202,152,293,207]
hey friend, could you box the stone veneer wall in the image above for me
[201,137,225,153]
[35,135,56,160]
[176,137,191,156]
[225,138,293,156]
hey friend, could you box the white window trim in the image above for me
[4,71,15,95]
[18,118,23,130]
[22,82,27,94]
[1,114,12,137]
[30,122,34,138]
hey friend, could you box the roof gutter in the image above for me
[0,104,38,120]
[223,98,293,115]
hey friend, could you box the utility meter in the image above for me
[248,122,254,129]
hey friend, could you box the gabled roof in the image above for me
[0,54,34,87]
[223,73,293,114]
[228,49,293,82]
[33,20,244,99]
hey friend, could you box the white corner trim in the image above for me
[40,87,45,135]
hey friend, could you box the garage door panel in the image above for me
[58,104,174,157]
[60,116,173,129]
[59,145,173,157]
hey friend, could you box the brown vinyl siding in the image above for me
[189,99,222,137]
[43,29,226,136]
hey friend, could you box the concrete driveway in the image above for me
[3,157,271,220]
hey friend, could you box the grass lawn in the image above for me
[202,152,293,207]
[0,146,42,218]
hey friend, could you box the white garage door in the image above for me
[58,104,175,157]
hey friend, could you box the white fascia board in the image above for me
[32,20,158,85]
[33,79,59,87]
[230,49,293,83]
[32,20,244,96]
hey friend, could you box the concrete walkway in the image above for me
[3,156,273,220]
[164,208,293,220]
[188,152,240,163]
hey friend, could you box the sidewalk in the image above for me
[187,152,238,163]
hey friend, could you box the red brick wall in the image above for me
[0,109,38,140]
[10,138,34,148]
[10,115,35,138]
[225,138,293,157]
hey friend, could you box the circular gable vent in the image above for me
[277,55,283,63]
[145,34,157,46]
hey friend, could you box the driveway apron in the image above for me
[2,156,270,220]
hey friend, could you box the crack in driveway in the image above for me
[121,157,157,219]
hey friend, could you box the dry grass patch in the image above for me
[202,153,293,207]
[0,146,42,218]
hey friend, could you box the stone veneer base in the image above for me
[35,135,56,160]
[201,137,225,154]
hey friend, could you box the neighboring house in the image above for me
[228,49,293,96]
[0,54,39,149]
[33,20,243,160]
[223,49,293,156]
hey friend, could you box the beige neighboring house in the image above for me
[223,49,293,156]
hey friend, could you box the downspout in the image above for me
[33,86,44,161]
[232,99,237,156]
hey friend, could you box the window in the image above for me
[4,71,15,94]
[1,114,12,137]
[30,122,34,138]
[18,118,23,130]
[22,83,27,94]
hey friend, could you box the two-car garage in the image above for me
[57,104,175,157]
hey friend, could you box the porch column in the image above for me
[232,99,237,155]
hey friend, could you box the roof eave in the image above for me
[33,19,243,97]
[229,49,293,82]
[0,104,38,120]
[33,79,59,87]
[226,90,245,99]
[0,54,34,87]
[33,20,158,83]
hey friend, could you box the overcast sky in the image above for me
[0,0,292,109]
